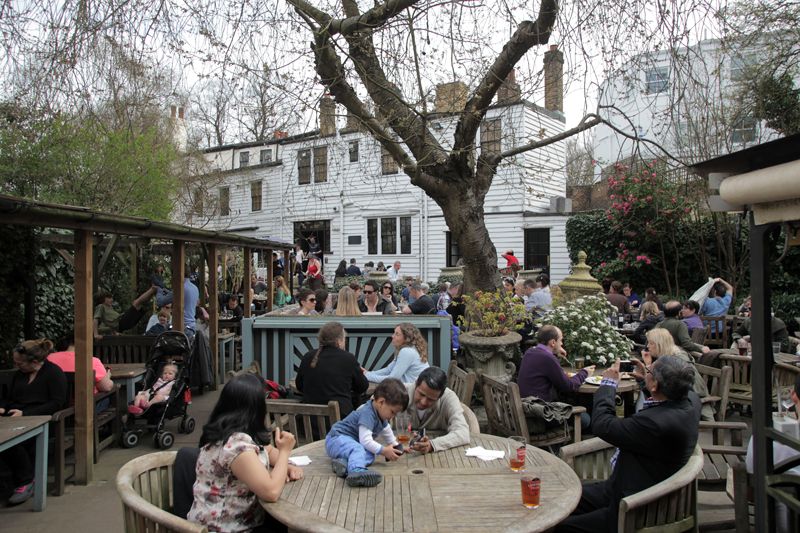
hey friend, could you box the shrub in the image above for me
[460,290,529,336]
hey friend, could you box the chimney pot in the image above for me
[543,45,564,113]
[434,81,468,113]
[319,95,336,136]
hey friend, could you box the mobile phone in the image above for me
[409,428,426,446]
[619,361,635,373]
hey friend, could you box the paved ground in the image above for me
[0,387,745,533]
[0,385,220,533]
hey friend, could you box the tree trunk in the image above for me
[439,194,500,292]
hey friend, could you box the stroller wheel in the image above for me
[180,417,196,434]
[156,431,175,449]
[122,431,140,448]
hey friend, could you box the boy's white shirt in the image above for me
[359,425,398,455]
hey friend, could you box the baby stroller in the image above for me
[122,331,196,449]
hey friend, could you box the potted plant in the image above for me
[458,290,529,378]
[537,295,633,367]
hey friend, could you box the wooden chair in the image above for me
[447,361,477,406]
[265,400,341,445]
[461,402,480,434]
[696,364,732,422]
[95,335,156,365]
[701,316,729,350]
[718,354,752,412]
[691,325,710,346]
[481,373,585,449]
[116,451,207,533]
[560,438,704,532]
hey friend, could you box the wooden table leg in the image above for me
[33,423,48,511]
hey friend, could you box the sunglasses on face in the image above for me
[363,290,375,294]
[307,298,316,303]
[383,286,392,290]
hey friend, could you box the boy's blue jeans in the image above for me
[326,435,377,473]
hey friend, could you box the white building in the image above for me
[179,51,574,284]
[593,36,796,169]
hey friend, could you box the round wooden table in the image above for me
[262,434,581,532]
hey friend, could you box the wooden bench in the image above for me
[95,335,156,365]
[718,354,752,412]
[560,439,704,532]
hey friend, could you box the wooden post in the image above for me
[73,229,94,484]
[208,244,219,382]
[282,250,290,312]
[172,241,185,331]
[199,245,207,308]
[243,248,253,318]
[129,243,139,308]
[267,249,274,312]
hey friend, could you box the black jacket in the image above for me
[295,346,369,417]
[1,360,67,415]
[590,385,701,532]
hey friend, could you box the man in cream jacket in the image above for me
[403,367,470,453]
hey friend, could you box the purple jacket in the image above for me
[517,345,588,401]
[682,314,703,332]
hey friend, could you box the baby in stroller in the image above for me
[128,364,178,415]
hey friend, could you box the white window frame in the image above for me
[644,66,669,94]
[366,216,412,255]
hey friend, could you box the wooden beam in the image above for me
[268,249,275,312]
[97,234,118,276]
[172,241,185,332]
[55,248,74,268]
[243,248,253,319]
[208,244,219,383]
[73,229,94,484]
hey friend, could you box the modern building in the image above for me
[177,47,574,284]
[593,36,796,171]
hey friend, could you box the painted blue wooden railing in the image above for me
[240,315,453,384]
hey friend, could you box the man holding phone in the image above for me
[402,367,470,454]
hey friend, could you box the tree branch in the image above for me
[453,0,559,156]
[333,0,419,35]
[499,114,601,160]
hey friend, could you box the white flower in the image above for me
[591,327,601,334]
[598,355,608,365]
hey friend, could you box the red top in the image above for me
[502,253,520,268]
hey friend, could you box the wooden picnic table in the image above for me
[0,415,51,511]
[262,433,581,533]
[108,363,147,403]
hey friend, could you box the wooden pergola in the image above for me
[693,134,800,532]
[0,194,292,485]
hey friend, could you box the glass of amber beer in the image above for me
[395,413,411,445]
[508,436,527,471]
[520,475,541,508]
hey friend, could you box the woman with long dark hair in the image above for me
[296,322,369,417]
[334,260,348,281]
[188,373,303,531]
[364,323,429,384]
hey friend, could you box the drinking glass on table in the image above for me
[508,436,527,472]
[520,475,541,509]
[395,413,412,445]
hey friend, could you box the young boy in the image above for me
[325,378,409,487]
[128,364,178,415]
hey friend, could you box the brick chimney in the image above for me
[345,110,362,131]
[273,130,288,139]
[319,95,336,136]
[434,81,468,113]
[497,69,521,105]
[543,44,564,113]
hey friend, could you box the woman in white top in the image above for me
[364,323,429,384]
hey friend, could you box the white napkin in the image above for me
[289,455,312,466]
[465,446,506,461]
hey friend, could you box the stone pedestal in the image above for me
[516,269,542,282]
[559,251,603,302]
[460,330,521,379]
[368,271,389,283]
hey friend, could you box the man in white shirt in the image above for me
[293,243,305,287]
[387,261,402,282]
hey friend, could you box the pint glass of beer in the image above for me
[508,436,527,471]
[520,476,541,509]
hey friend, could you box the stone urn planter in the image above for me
[459,330,522,380]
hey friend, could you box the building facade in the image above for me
[178,54,573,284]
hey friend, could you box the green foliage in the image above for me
[434,273,464,293]
[539,295,633,365]
[0,225,38,366]
[460,290,529,336]
[751,71,800,136]
[33,245,75,345]
[0,106,179,220]
[332,275,367,293]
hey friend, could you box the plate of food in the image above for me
[584,376,603,385]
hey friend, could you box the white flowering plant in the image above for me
[537,295,633,366]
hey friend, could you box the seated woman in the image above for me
[638,329,713,420]
[335,286,362,316]
[296,322,369,417]
[93,286,158,339]
[364,323,429,384]
[623,283,640,307]
[0,340,67,505]
[379,281,399,308]
[188,373,303,532]
[290,288,318,316]
[633,301,664,344]
[274,276,292,307]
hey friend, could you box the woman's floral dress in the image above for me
[187,432,268,532]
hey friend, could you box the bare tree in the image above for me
[565,137,595,187]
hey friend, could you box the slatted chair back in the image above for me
[116,451,207,533]
[481,373,530,442]
[95,335,157,365]
[696,364,732,422]
[619,444,703,533]
[265,400,341,445]
[718,354,753,410]
[690,325,709,346]
[461,402,481,434]
[447,361,477,406]
[701,316,729,349]
[559,437,616,482]
[774,362,800,389]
